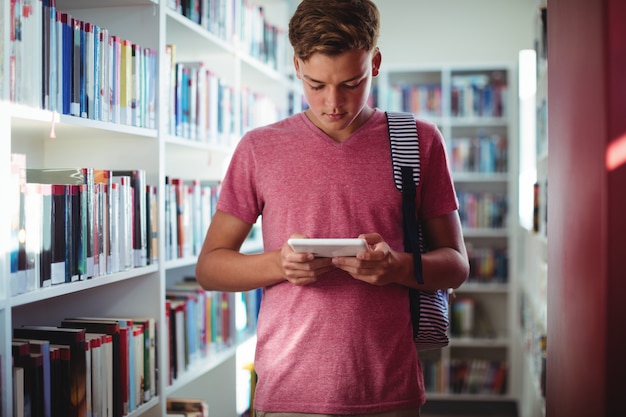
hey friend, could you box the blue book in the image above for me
[61,13,73,115]
[80,20,87,118]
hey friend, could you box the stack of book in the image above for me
[9,153,156,296]
[12,316,156,417]
[8,0,157,126]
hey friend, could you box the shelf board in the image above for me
[449,336,510,348]
[424,392,516,402]
[58,0,157,8]
[462,228,508,238]
[165,344,238,395]
[456,282,509,293]
[453,172,509,182]
[9,105,158,141]
[10,265,158,307]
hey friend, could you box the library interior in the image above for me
[2,1,624,417]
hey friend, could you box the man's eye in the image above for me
[310,85,324,91]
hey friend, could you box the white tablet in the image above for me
[287,238,369,258]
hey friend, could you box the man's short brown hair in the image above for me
[288,0,380,61]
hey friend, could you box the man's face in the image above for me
[294,48,381,142]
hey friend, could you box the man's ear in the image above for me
[372,48,382,77]
[293,55,302,80]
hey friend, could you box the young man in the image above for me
[195,0,469,415]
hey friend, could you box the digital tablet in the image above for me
[287,238,369,258]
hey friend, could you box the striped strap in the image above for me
[386,111,421,191]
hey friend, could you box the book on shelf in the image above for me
[25,352,45,417]
[448,358,508,395]
[168,299,188,381]
[59,319,124,417]
[48,344,62,417]
[112,169,148,268]
[13,366,25,417]
[50,343,72,417]
[111,175,133,271]
[61,318,123,417]
[15,338,52,417]
[50,184,69,285]
[457,191,508,229]
[9,2,156,126]
[166,397,209,417]
[450,71,508,118]
[146,184,159,265]
[448,134,508,174]
[13,325,87,417]
[26,167,96,280]
[451,297,475,338]
[61,315,157,414]
[10,153,27,296]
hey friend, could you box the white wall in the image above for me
[375,0,537,67]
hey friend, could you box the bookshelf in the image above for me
[377,65,520,407]
[0,1,298,416]
[516,1,548,417]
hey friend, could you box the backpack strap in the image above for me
[385,111,424,285]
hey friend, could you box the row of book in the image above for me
[9,0,157,127]
[448,134,508,174]
[164,49,282,146]
[165,278,261,384]
[12,316,156,417]
[466,245,508,283]
[164,177,220,262]
[421,357,508,395]
[457,191,508,230]
[386,83,443,118]
[9,153,156,296]
[167,0,288,71]
[451,73,509,118]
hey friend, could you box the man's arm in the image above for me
[195,210,285,292]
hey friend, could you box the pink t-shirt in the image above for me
[217,109,458,414]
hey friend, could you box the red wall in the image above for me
[548,0,626,415]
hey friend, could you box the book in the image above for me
[168,299,187,380]
[10,153,27,296]
[85,334,104,417]
[48,344,61,417]
[166,398,209,417]
[13,326,87,417]
[60,12,73,115]
[26,167,95,280]
[79,19,87,118]
[40,184,53,288]
[146,184,158,265]
[70,16,81,116]
[94,169,112,277]
[50,184,68,285]
[12,339,31,369]
[111,175,132,271]
[25,352,45,417]
[119,39,132,125]
[15,338,52,417]
[50,343,72,417]
[99,27,110,122]
[13,366,25,417]
[108,181,120,274]
[111,169,147,268]
[125,317,156,402]
[59,319,123,417]
[22,182,42,293]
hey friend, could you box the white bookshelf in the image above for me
[516,1,548,417]
[0,1,298,416]
[377,64,520,406]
